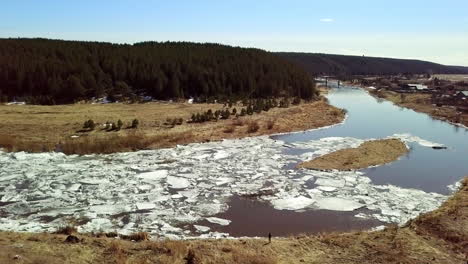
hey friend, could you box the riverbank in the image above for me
[0,98,345,155]
[367,89,468,128]
[1,177,465,264]
[298,138,408,170]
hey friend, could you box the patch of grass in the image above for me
[232,118,245,126]
[120,232,149,242]
[54,225,77,235]
[223,124,236,133]
[61,133,152,155]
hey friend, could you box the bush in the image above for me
[131,119,139,129]
[292,97,301,105]
[117,119,123,130]
[232,108,237,115]
[247,120,260,133]
[266,119,275,130]
[83,119,95,130]
[220,109,230,119]
[247,105,254,115]
[240,108,247,116]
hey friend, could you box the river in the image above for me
[0,85,466,238]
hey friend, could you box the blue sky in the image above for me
[2,0,467,65]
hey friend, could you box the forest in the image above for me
[278,52,468,76]
[0,38,317,104]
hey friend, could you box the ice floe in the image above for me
[0,133,454,238]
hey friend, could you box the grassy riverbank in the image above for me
[0,178,466,264]
[369,89,468,127]
[0,98,345,155]
[298,138,408,171]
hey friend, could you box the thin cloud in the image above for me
[320,18,334,23]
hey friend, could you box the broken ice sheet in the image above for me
[0,134,452,238]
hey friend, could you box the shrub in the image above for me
[131,119,139,129]
[117,119,123,130]
[266,119,275,130]
[83,119,95,130]
[232,108,237,115]
[221,109,230,119]
[292,97,301,105]
[247,105,254,115]
[240,108,247,116]
[88,120,96,130]
[247,120,260,133]
[279,98,290,108]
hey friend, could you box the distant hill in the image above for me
[277,52,468,76]
[0,38,316,104]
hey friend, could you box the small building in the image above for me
[455,91,468,99]
[407,84,429,90]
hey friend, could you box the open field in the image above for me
[298,138,408,171]
[0,98,345,154]
[0,177,465,264]
[433,74,468,82]
[369,89,468,127]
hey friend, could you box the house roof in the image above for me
[408,84,428,90]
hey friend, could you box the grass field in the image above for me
[0,98,345,154]
[298,138,408,170]
[433,74,468,82]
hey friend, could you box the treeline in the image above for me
[0,38,317,104]
[278,52,468,76]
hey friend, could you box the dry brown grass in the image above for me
[0,100,345,154]
[120,232,150,242]
[54,226,77,235]
[299,138,408,170]
[223,124,236,133]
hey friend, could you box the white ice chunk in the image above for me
[271,196,315,211]
[137,170,168,181]
[167,176,190,189]
[136,203,156,210]
[206,217,231,226]
[314,197,364,211]
[194,225,210,233]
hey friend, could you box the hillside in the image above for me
[0,39,317,104]
[278,52,468,76]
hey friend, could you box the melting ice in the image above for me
[0,133,452,238]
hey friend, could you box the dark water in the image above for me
[205,196,382,237]
[209,85,468,236]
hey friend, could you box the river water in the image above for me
[212,85,468,236]
[0,85,466,238]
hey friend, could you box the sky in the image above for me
[2,0,467,66]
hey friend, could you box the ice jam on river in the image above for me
[0,132,452,239]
